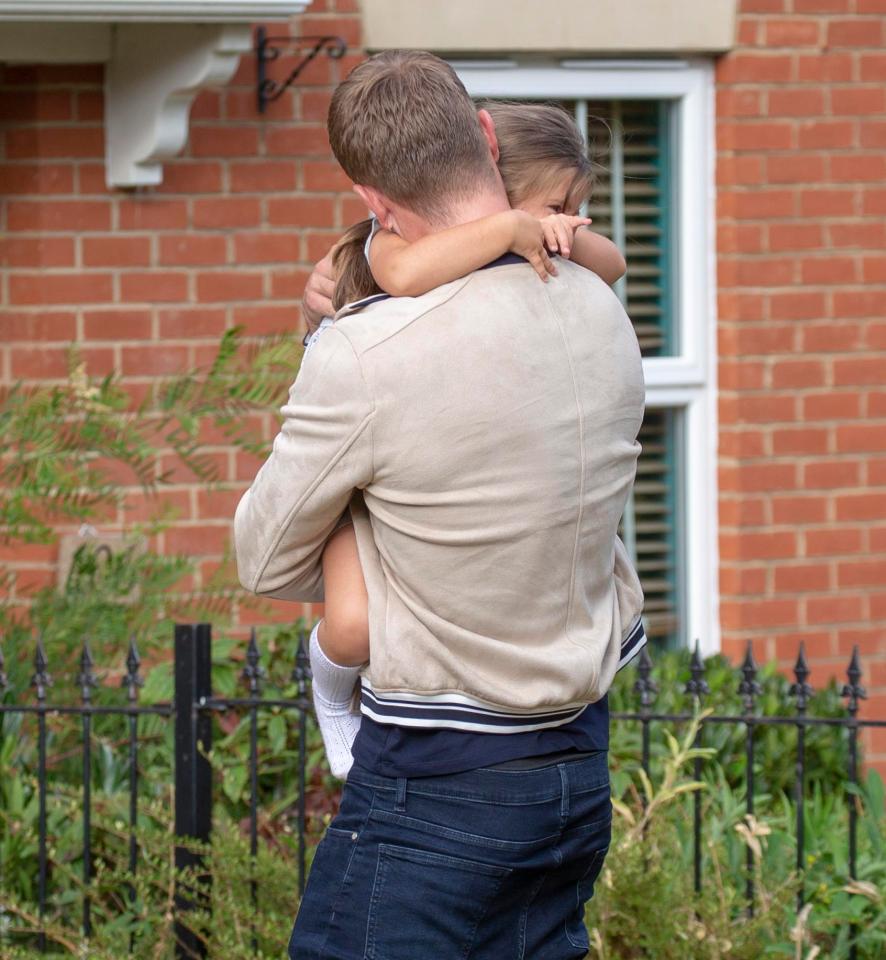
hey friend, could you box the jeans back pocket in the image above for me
[365,843,511,960]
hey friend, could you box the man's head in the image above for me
[327,50,504,232]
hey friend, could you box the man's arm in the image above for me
[234,328,373,602]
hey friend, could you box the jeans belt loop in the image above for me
[395,777,407,813]
[557,763,570,821]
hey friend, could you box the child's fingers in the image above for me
[542,222,560,253]
[554,221,573,258]
[530,248,558,281]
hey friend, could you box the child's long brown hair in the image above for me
[331,101,594,309]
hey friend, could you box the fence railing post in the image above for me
[173,623,213,959]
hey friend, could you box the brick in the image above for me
[120,345,190,377]
[802,460,861,490]
[832,154,886,182]
[803,393,861,420]
[232,305,301,336]
[836,425,886,453]
[226,87,296,121]
[719,566,768,595]
[806,594,865,625]
[766,154,826,186]
[829,221,886,248]
[797,52,854,82]
[718,360,766,390]
[0,236,75,267]
[719,429,767,457]
[718,120,793,152]
[771,494,829,523]
[728,394,798,423]
[233,232,302,264]
[189,126,260,158]
[83,310,153,341]
[157,307,227,338]
[158,162,224,194]
[230,161,297,193]
[9,272,113,305]
[871,520,886,545]
[196,487,244,519]
[764,17,821,49]
[868,392,886,416]
[305,230,341,262]
[4,312,77,342]
[10,346,69,379]
[770,291,826,320]
[722,189,794,220]
[0,89,72,122]
[717,53,794,84]
[5,126,103,159]
[771,360,826,389]
[803,322,864,352]
[267,196,336,227]
[190,90,221,120]
[839,560,886,588]
[76,90,103,122]
[120,272,188,303]
[192,197,261,229]
[861,123,886,150]
[122,490,193,524]
[858,0,886,9]
[827,18,884,46]
[859,53,886,81]
[733,258,795,286]
[833,357,886,386]
[768,88,825,117]
[772,428,830,456]
[718,495,767,527]
[831,86,886,116]
[4,64,103,83]
[800,256,857,284]
[836,493,886,520]
[118,200,188,231]
[164,524,230,556]
[82,236,152,267]
[868,323,886,348]
[805,527,864,555]
[720,598,799,629]
[800,190,857,218]
[721,323,796,355]
[863,258,886,283]
[195,272,264,302]
[769,223,824,251]
[0,163,74,194]
[833,291,884,318]
[159,234,228,266]
[270,269,311,298]
[266,124,332,157]
[8,200,111,232]
[302,160,353,191]
[774,564,830,593]
[797,121,856,152]
[725,461,797,492]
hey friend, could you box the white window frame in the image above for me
[455,58,720,655]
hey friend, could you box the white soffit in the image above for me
[362,0,738,54]
[0,1,312,188]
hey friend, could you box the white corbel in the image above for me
[105,22,250,187]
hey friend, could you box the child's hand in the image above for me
[540,214,592,260]
[508,210,559,282]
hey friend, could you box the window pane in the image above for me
[621,407,684,648]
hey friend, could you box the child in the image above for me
[308,101,628,778]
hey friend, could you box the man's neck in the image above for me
[393,187,511,242]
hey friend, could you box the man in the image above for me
[235,50,645,959]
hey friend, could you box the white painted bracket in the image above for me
[105,23,251,187]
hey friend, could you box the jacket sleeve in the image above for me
[234,328,374,602]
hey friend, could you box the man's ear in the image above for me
[477,109,500,163]
[353,185,397,230]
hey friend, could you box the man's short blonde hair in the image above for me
[328,50,499,223]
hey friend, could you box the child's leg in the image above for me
[309,522,369,779]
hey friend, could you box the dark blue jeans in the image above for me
[288,751,611,959]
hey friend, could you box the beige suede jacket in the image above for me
[235,257,646,733]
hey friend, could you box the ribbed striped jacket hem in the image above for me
[360,617,648,733]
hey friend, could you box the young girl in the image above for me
[308,102,628,778]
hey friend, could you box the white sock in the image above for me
[309,621,363,780]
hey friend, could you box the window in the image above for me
[455,60,718,653]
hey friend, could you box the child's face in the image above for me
[518,169,582,219]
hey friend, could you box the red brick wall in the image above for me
[1,0,884,759]
[717,0,886,762]
[0,1,366,628]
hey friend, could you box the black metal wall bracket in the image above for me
[256,26,347,114]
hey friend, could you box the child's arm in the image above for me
[540,215,627,287]
[368,210,588,296]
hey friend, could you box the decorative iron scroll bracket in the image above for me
[256,26,347,113]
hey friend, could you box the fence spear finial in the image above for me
[77,641,99,703]
[292,627,311,695]
[633,645,657,709]
[738,641,762,714]
[840,645,866,717]
[789,642,814,713]
[31,634,52,702]
[242,627,265,696]
[684,640,709,701]
[122,634,144,702]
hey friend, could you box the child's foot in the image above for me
[308,621,363,779]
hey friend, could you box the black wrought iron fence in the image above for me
[0,624,883,959]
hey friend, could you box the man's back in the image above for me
[323,258,644,718]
